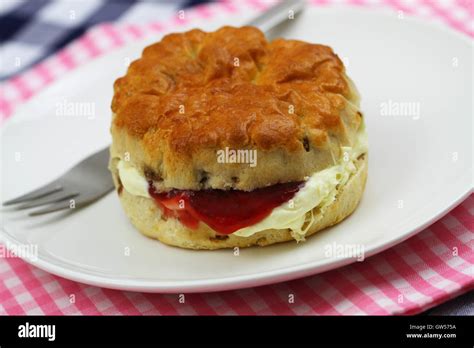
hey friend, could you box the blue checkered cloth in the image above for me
[0,0,213,80]
[426,290,474,316]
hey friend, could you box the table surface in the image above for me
[0,0,472,315]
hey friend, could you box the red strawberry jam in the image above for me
[148,181,304,234]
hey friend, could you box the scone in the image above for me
[109,26,368,250]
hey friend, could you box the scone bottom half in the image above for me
[109,26,368,249]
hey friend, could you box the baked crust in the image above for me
[110,26,362,191]
[110,155,367,250]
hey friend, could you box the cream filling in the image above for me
[234,123,367,240]
[117,160,149,198]
[117,123,368,240]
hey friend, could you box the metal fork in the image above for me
[2,0,305,216]
[3,147,114,216]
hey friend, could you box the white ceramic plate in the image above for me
[1,7,472,293]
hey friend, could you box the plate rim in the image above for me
[0,188,471,293]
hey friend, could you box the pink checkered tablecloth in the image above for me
[0,0,473,315]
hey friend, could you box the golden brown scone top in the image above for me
[110,26,363,191]
[112,26,357,155]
